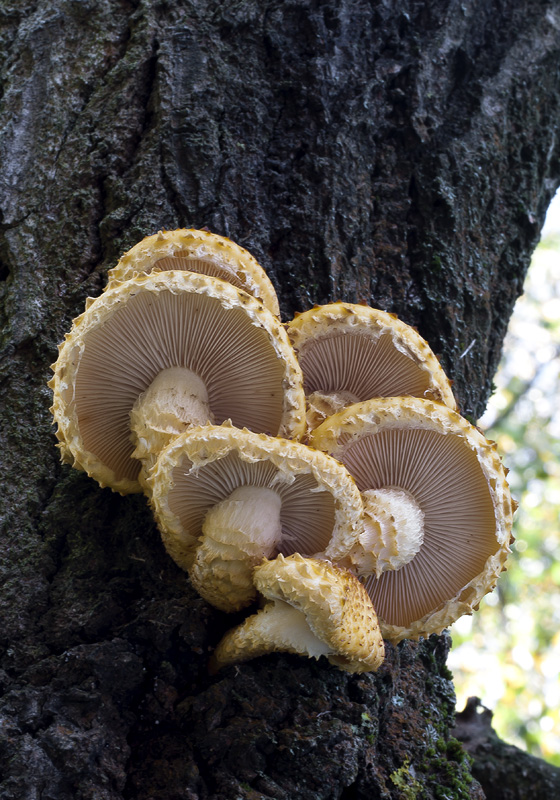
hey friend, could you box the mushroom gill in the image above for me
[312,397,514,642]
[49,271,305,494]
[287,303,457,432]
[150,425,363,611]
[106,228,280,317]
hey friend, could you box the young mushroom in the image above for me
[310,397,514,643]
[106,228,280,317]
[210,553,385,673]
[150,424,363,612]
[49,271,305,494]
[287,303,457,431]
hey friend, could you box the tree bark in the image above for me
[454,698,560,800]
[1,1,559,798]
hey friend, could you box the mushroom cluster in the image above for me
[50,229,514,672]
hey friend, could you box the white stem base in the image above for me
[189,485,283,612]
[129,366,214,485]
[351,487,425,576]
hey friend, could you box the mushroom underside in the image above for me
[152,253,247,292]
[168,450,337,558]
[299,331,432,401]
[215,600,336,662]
[68,288,288,483]
[107,229,281,317]
[337,428,499,628]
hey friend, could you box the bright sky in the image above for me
[450,187,560,762]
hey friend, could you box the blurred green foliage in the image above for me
[449,233,560,766]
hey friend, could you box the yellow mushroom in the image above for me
[106,228,280,317]
[49,271,305,494]
[311,397,514,643]
[150,425,363,612]
[211,553,385,673]
[286,303,457,432]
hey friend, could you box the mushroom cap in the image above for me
[310,397,514,642]
[287,303,457,430]
[212,553,385,673]
[49,271,305,494]
[106,228,280,317]
[150,424,363,575]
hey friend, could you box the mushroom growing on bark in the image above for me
[150,424,363,612]
[287,303,457,431]
[311,397,514,643]
[107,228,280,317]
[49,271,305,494]
[211,553,385,673]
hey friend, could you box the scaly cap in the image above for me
[150,425,364,610]
[106,228,280,317]
[311,397,514,643]
[49,271,305,494]
[211,554,385,673]
[287,303,456,431]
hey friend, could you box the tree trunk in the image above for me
[454,698,560,800]
[1,1,559,798]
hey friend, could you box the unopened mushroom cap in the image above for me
[311,397,514,642]
[49,271,305,494]
[212,553,385,673]
[287,303,456,430]
[107,228,280,317]
[150,424,363,577]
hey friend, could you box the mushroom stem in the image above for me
[346,487,425,577]
[189,486,283,612]
[211,600,333,671]
[129,366,215,481]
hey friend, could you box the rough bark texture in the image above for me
[1,1,560,798]
[454,698,560,800]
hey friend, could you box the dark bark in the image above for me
[454,698,560,800]
[1,1,559,798]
